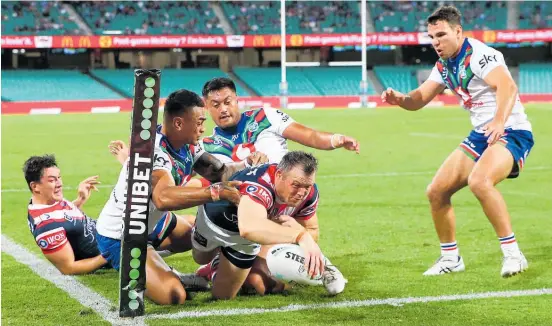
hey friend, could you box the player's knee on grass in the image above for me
[146,277,187,305]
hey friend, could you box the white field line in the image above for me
[2,166,551,193]
[409,132,465,139]
[1,235,146,326]
[147,288,552,319]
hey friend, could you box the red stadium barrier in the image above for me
[2,29,552,49]
[2,94,551,115]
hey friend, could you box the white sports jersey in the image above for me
[427,38,531,132]
[97,128,205,240]
[201,107,295,164]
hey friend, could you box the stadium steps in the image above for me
[227,71,258,96]
[519,63,552,94]
[64,3,93,35]
[211,2,235,35]
[87,70,131,98]
[367,70,384,94]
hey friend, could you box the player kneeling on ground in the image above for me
[24,155,108,275]
[96,89,268,305]
[192,151,346,300]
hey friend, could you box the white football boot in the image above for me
[423,255,465,276]
[322,258,347,295]
[501,251,528,278]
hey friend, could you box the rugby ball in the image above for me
[266,244,323,286]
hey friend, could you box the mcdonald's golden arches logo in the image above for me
[482,30,497,43]
[290,34,303,47]
[78,36,91,48]
[61,36,74,48]
[269,35,281,47]
[252,35,265,47]
[99,36,112,48]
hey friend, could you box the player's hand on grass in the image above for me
[219,181,243,205]
[381,87,404,106]
[483,119,505,145]
[246,151,268,166]
[108,140,129,165]
[296,231,325,278]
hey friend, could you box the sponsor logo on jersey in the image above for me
[38,239,48,249]
[478,54,497,69]
[64,212,73,222]
[245,183,273,207]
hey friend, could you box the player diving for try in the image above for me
[381,5,534,277]
[96,89,268,305]
[192,151,340,299]
[196,77,355,295]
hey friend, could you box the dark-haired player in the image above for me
[381,5,534,277]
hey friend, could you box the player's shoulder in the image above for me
[232,163,277,186]
[467,38,502,58]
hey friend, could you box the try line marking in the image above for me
[3,235,551,322]
[2,166,551,193]
[147,288,552,319]
[1,235,146,326]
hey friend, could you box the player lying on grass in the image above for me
[96,89,268,305]
[381,5,534,277]
[24,154,108,275]
[196,77,353,295]
[192,151,346,300]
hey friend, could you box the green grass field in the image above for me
[2,105,552,325]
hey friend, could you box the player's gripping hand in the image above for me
[296,231,325,278]
[219,181,243,205]
[381,87,405,106]
[246,151,268,166]
[482,119,505,145]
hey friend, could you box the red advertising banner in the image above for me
[2,29,551,49]
[3,94,551,115]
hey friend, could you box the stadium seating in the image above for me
[518,63,552,94]
[301,67,376,95]
[373,66,419,93]
[1,1,82,35]
[74,1,223,35]
[91,68,248,98]
[370,1,507,32]
[519,1,552,29]
[1,70,123,101]
[221,1,361,34]
[233,67,376,96]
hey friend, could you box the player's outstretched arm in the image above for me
[481,66,518,145]
[238,196,324,276]
[150,169,242,211]
[381,80,445,111]
[44,242,108,275]
[282,122,360,153]
[276,214,320,242]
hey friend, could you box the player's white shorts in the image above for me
[192,205,260,268]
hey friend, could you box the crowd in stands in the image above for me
[2,1,81,35]
[1,1,550,36]
[74,1,223,35]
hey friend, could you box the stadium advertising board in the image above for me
[2,29,551,49]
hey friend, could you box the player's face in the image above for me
[32,167,63,204]
[174,106,207,144]
[427,20,462,59]
[275,167,315,207]
[204,87,240,129]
